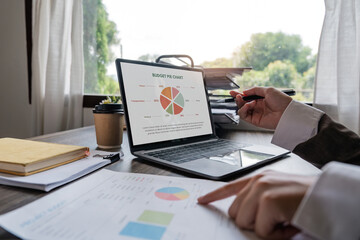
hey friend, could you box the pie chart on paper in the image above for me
[155,187,190,201]
[160,87,185,115]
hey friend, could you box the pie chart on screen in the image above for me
[155,187,189,201]
[160,87,184,115]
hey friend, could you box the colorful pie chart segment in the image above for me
[160,87,184,115]
[155,187,189,201]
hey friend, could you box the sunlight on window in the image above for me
[83,0,324,102]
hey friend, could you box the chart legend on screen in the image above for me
[155,187,189,201]
[160,87,185,115]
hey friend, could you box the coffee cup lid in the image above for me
[93,104,124,113]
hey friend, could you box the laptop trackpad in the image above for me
[180,149,274,177]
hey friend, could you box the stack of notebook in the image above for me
[0,138,89,176]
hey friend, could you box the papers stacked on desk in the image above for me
[211,108,239,124]
[205,68,249,125]
[0,150,122,192]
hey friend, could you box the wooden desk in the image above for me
[0,126,321,238]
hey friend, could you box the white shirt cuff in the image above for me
[292,162,360,240]
[271,101,324,151]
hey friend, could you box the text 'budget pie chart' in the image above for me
[160,87,184,115]
[155,187,189,201]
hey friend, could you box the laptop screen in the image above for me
[118,60,213,146]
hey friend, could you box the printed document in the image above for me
[0,169,258,240]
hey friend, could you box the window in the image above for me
[83,0,324,102]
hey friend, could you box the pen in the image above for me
[242,89,296,101]
[216,98,235,103]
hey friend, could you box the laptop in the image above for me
[115,59,289,180]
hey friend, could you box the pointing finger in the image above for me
[198,177,251,204]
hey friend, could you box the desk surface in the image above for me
[0,126,320,238]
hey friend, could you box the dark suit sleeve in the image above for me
[293,114,360,167]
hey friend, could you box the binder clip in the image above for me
[93,152,123,163]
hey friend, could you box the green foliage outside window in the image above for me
[201,58,234,68]
[233,32,314,73]
[83,0,120,95]
[202,32,317,102]
[82,0,316,102]
[137,54,160,63]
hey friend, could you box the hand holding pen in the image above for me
[229,87,293,130]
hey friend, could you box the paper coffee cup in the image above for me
[93,104,124,149]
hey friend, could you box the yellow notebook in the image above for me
[0,138,89,176]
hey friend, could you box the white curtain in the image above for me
[32,0,84,136]
[314,0,360,134]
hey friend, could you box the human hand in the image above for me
[198,171,317,239]
[230,87,292,129]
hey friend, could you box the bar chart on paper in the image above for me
[160,87,185,115]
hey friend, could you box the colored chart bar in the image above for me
[138,210,174,226]
[120,222,166,240]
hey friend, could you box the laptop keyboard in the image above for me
[146,139,248,164]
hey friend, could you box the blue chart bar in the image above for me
[120,222,166,240]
